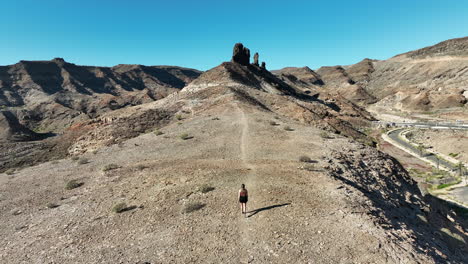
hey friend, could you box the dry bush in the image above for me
[183,202,205,213]
[65,180,83,190]
[180,133,191,140]
[102,164,119,172]
[112,203,128,213]
[299,155,312,163]
[198,184,215,193]
[77,158,89,165]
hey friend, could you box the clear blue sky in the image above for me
[1,0,467,70]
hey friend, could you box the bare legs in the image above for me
[240,203,247,216]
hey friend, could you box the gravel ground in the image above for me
[1,95,466,263]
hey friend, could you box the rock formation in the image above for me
[232,43,250,65]
[253,52,259,66]
[261,62,266,69]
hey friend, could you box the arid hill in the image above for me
[275,37,468,112]
[0,58,201,134]
[0,43,466,263]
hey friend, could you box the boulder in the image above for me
[232,43,250,65]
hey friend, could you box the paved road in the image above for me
[451,187,468,205]
[375,121,468,130]
[387,128,458,173]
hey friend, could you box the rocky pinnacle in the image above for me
[232,43,250,65]
[253,52,259,66]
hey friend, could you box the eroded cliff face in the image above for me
[0,59,201,133]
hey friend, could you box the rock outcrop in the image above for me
[232,43,250,65]
[0,111,39,142]
[253,52,259,66]
[261,62,266,69]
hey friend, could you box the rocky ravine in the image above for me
[0,43,466,263]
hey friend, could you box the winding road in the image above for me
[387,128,458,172]
[384,128,468,207]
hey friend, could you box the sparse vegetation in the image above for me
[102,163,119,172]
[198,184,215,193]
[436,182,458,189]
[136,164,147,170]
[320,131,331,139]
[154,129,163,136]
[283,126,294,131]
[299,155,312,163]
[183,202,205,214]
[180,133,191,140]
[71,156,80,161]
[112,202,128,213]
[449,153,459,158]
[269,121,279,126]
[77,158,89,165]
[176,114,183,120]
[300,164,317,171]
[5,168,15,175]
[65,179,83,190]
[46,202,59,209]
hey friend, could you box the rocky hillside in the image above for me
[0,58,201,134]
[1,43,466,263]
[274,37,468,112]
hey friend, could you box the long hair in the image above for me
[241,184,245,189]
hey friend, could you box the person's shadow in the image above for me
[247,203,290,218]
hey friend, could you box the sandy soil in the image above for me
[2,99,462,263]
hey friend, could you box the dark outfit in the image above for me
[239,190,248,203]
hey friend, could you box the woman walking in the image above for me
[239,184,248,217]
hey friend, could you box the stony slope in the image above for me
[274,37,468,112]
[0,58,201,134]
[1,44,466,263]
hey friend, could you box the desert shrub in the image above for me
[46,202,59,209]
[301,164,316,171]
[5,168,15,175]
[77,158,89,165]
[437,183,455,189]
[274,116,280,120]
[91,150,98,155]
[211,117,220,120]
[65,180,83,190]
[449,153,459,158]
[102,164,119,172]
[284,126,294,131]
[299,155,312,163]
[71,156,80,161]
[176,114,183,120]
[183,202,205,214]
[112,202,128,213]
[136,164,147,170]
[269,121,279,126]
[198,184,215,193]
[154,129,163,136]
[180,133,191,140]
[320,131,331,139]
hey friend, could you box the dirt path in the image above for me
[236,103,258,261]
